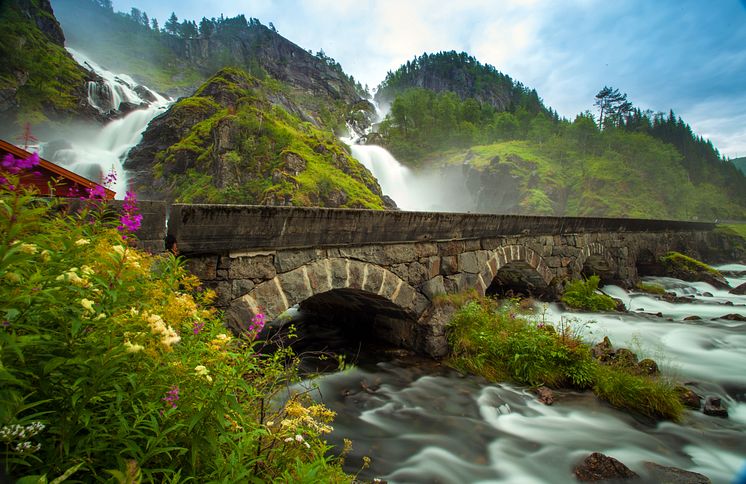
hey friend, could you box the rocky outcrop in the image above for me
[0,0,100,131]
[125,68,387,208]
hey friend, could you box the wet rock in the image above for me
[636,358,659,376]
[643,462,711,483]
[613,298,627,312]
[717,313,746,321]
[592,336,614,362]
[535,386,554,405]
[701,291,713,297]
[573,452,639,481]
[675,386,702,409]
[612,348,638,367]
[703,396,728,418]
[730,281,746,295]
[683,315,702,321]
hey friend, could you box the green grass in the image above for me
[717,223,746,240]
[447,297,683,420]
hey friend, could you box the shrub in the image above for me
[0,154,351,482]
[561,275,617,311]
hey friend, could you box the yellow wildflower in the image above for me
[194,365,213,382]
[80,299,95,313]
[75,238,90,246]
[19,243,38,254]
[124,341,144,353]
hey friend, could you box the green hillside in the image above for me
[376,54,746,220]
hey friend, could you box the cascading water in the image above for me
[293,264,746,483]
[39,49,171,198]
[343,116,474,212]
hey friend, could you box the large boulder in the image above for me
[573,452,639,481]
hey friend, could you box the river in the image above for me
[292,266,746,483]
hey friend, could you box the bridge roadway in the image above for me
[125,203,734,357]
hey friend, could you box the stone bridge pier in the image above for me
[164,204,727,357]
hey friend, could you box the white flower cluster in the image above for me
[283,433,311,449]
[145,312,181,348]
[0,422,45,454]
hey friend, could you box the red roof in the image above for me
[0,139,115,199]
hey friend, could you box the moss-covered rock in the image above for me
[659,251,729,288]
[126,68,388,209]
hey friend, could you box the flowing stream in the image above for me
[39,49,170,198]
[294,266,746,483]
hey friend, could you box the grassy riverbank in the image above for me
[447,296,684,421]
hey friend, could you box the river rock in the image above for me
[592,336,613,362]
[717,313,746,321]
[636,358,659,376]
[730,281,746,295]
[701,291,713,297]
[612,348,638,367]
[643,462,711,483]
[535,386,554,405]
[675,386,702,409]
[703,396,728,418]
[683,315,702,321]
[573,452,639,481]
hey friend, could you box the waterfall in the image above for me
[39,49,171,199]
[342,108,475,213]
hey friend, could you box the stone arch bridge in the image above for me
[157,204,729,357]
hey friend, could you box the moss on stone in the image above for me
[660,252,721,277]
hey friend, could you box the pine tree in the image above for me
[165,12,179,35]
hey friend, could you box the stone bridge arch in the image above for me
[575,242,618,283]
[225,257,429,341]
[482,244,556,297]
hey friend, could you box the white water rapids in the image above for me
[301,266,746,483]
[39,49,170,198]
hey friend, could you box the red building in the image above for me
[0,139,114,199]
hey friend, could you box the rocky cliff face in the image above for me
[52,1,375,134]
[0,0,100,134]
[125,68,391,209]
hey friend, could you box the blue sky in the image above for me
[108,0,746,158]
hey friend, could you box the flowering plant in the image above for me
[0,153,351,481]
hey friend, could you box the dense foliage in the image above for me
[0,156,354,482]
[376,51,545,115]
[447,297,683,420]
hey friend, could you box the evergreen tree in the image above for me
[164,12,179,35]
[594,86,632,129]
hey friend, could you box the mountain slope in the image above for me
[125,68,390,209]
[0,0,96,134]
[732,156,746,175]
[52,0,373,134]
